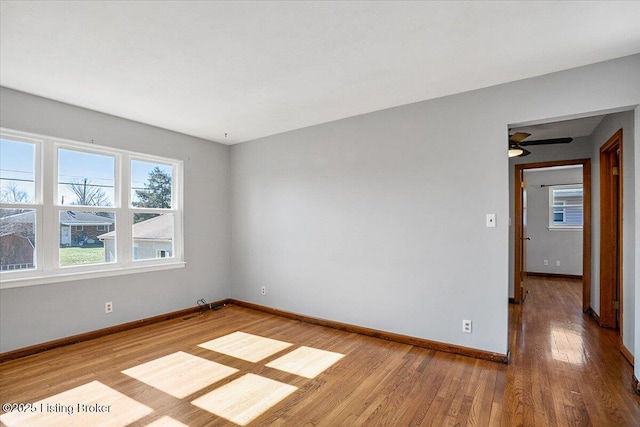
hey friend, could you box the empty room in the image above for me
[1,1,639,426]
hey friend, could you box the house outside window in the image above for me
[549,184,583,229]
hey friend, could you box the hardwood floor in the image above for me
[1,277,639,426]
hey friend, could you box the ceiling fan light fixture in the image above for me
[508,147,524,157]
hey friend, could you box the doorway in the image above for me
[513,159,592,310]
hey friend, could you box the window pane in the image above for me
[551,185,583,227]
[131,160,172,208]
[0,139,35,204]
[58,149,114,206]
[553,209,564,223]
[59,210,115,266]
[132,213,174,260]
[0,208,36,271]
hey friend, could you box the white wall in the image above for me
[231,54,640,357]
[524,167,583,276]
[589,111,635,357]
[0,87,231,353]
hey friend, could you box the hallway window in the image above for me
[549,184,583,228]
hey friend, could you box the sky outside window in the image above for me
[58,148,115,206]
[0,138,35,203]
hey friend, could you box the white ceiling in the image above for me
[1,1,639,145]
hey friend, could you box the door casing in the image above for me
[513,159,591,310]
[599,129,623,330]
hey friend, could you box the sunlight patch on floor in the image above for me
[198,331,293,362]
[122,351,239,398]
[144,415,190,426]
[191,373,297,426]
[266,345,345,378]
[0,380,152,427]
[550,325,586,366]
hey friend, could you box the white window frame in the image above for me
[1,127,184,288]
[548,184,583,230]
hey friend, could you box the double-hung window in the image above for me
[549,184,583,229]
[0,128,183,288]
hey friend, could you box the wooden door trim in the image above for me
[513,159,591,310]
[514,167,524,303]
[599,129,623,329]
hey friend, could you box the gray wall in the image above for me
[0,87,231,352]
[231,54,640,357]
[589,111,635,356]
[524,167,583,276]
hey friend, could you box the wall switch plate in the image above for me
[105,302,113,313]
[556,260,561,266]
[486,214,496,228]
[261,286,266,295]
[544,260,548,266]
[462,320,472,333]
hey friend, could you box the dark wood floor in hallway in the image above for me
[0,277,638,426]
[503,276,639,426]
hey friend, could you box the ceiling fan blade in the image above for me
[509,132,531,143]
[519,147,531,156]
[520,137,573,146]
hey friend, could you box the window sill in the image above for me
[548,227,583,231]
[0,261,186,289]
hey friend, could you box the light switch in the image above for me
[486,214,496,228]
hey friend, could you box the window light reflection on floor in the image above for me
[2,331,346,427]
[144,415,190,426]
[191,373,298,426]
[197,331,293,362]
[550,325,586,366]
[121,351,239,398]
[266,345,345,378]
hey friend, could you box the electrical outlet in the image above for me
[261,286,266,296]
[544,260,548,266]
[105,302,113,313]
[556,260,561,266]
[462,319,472,334]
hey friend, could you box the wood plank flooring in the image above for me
[1,277,639,426]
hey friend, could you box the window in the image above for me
[1,137,37,272]
[549,184,583,229]
[0,128,183,288]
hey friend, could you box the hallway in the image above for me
[503,276,639,425]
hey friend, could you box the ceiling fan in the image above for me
[508,132,573,157]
